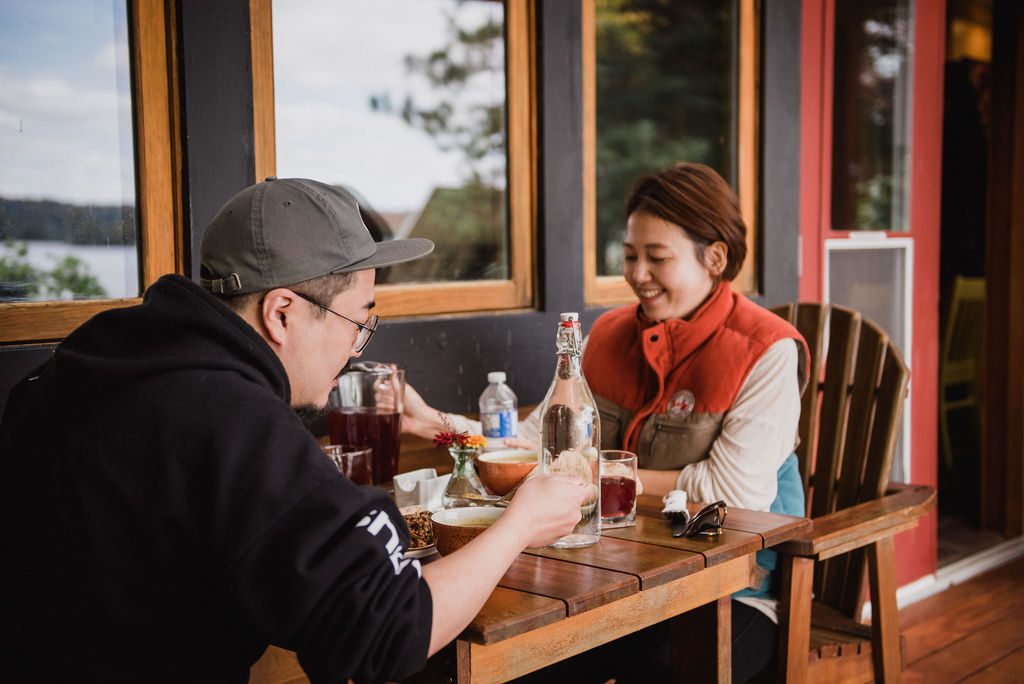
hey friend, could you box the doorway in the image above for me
[938,0,1024,567]
[937,0,996,566]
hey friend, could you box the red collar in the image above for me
[631,281,734,363]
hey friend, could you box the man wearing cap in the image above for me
[0,178,587,682]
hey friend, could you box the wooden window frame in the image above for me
[251,0,537,319]
[0,0,183,344]
[582,0,761,306]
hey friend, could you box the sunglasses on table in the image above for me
[682,500,728,538]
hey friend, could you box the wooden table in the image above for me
[252,439,811,684]
[410,493,810,684]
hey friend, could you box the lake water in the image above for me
[7,241,139,300]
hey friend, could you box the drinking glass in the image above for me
[323,445,373,486]
[600,450,638,528]
[328,362,405,484]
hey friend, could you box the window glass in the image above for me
[828,242,911,482]
[831,0,914,231]
[0,1,139,302]
[272,0,509,284]
[594,0,740,276]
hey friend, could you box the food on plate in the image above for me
[402,509,434,549]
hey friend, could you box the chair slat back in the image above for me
[810,306,860,520]
[823,318,892,612]
[944,276,985,365]
[771,302,910,618]
[771,303,827,495]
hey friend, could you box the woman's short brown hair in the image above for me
[625,162,747,281]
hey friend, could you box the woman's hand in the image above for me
[402,383,448,439]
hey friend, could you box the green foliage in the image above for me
[386,183,506,282]
[593,0,736,275]
[385,0,743,280]
[0,239,42,298]
[376,8,506,188]
[0,238,107,301]
[44,254,107,299]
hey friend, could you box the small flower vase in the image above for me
[442,447,490,508]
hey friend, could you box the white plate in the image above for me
[405,544,437,559]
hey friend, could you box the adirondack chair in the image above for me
[770,303,936,683]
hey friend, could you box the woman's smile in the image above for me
[623,211,718,321]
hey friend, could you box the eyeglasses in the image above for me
[683,500,727,538]
[292,291,379,353]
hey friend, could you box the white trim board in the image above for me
[861,536,1024,622]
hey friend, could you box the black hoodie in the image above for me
[0,275,432,683]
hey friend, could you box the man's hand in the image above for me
[494,473,589,548]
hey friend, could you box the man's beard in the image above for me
[294,403,330,437]
[294,403,328,423]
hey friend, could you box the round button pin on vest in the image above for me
[667,390,695,419]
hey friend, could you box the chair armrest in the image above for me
[779,484,935,560]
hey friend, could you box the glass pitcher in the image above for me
[328,362,405,485]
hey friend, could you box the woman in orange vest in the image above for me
[406,162,808,682]
[586,163,810,682]
[583,162,808,507]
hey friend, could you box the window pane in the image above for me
[0,1,139,302]
[595,0,739,276]
[272,0,509,284]
[831,0,914,231]
[827,243,911,482]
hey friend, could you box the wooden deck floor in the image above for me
[899,555,1024,682]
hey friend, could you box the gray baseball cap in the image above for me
[199,177,434,294]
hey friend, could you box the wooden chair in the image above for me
[770,303,936,683]
[938,276,985,469]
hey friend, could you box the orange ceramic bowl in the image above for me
[475,449,539,496]
[431,506,504,556]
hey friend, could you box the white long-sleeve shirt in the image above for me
[675,338,801,511]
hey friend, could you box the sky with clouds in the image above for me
[0,0,505,214]
[273,0,506,215]
[0,0,135,206]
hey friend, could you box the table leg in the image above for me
[777,554,812,683]
[457,640,473,683]
[868,537,902,683]
[669,596,731,684]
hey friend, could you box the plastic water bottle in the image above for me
[479,371,518,439]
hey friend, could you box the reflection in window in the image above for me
[0,1,139,302]
[831,0,914,231]
[272,1,509,284]
[595,0,740,276]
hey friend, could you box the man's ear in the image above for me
[261,288,297,346]
[705,241,729,278]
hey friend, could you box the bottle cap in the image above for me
[559,312,579,322]
[487,371,506,384]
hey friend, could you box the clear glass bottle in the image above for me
[538,312,601,548]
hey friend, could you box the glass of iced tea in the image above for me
[600,450,638,528]
[323,445,373,486]
[328,362,405,485]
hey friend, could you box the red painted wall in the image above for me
[799,0,946,587]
